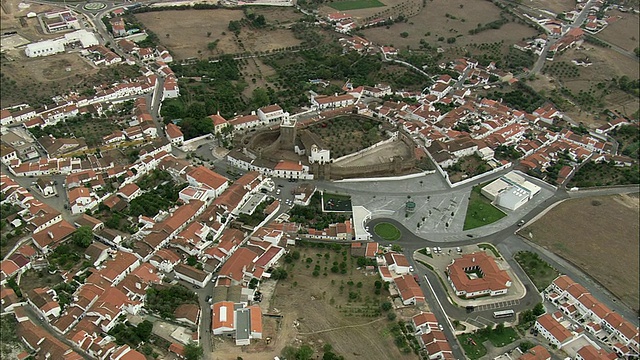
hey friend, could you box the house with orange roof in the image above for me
[116,183,141,202]
[273,160,310,179]
[446,252,512,298]
[211,301,262,345]
[31,220,76,254]
[174,303,200,327]
[412,312,439,334]
[174,263,212,288]
[96,251,140,286]
[209,113,230,134]
[228,113,261,131]
[518,345,551,360]
[87,287,142,332]
[378,265,393,282]
[146,248,180,273]
[169,342,185,358]
[535,314,573,348]
[186,166,229,202]
[67,187,98,214]
[257,104,289,124]
[394,274,425,305]
[1,287,24,313]
[17,319,82,360]
[421,331,453,359]
[27,287,61,319]
[110,344,146,360]
[1,259,21,285]
[170,221,211,256]
[165,123,184,145]
[217,247,259,286]
[383,252,411,275]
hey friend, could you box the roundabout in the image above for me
[372,222,401,241]
[83,2,107,11]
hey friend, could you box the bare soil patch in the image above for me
[361,0,537,53]
[521,194,640,312]
[134,10,301,60]
[1,52,98,108]
[595,10,640,52]
[268,244,421,359]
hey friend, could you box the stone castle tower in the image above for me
[279,117,297,150]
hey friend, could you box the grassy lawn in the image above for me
[329,0,386,11]
[478,243,501,258]
[459,327,520,360]
[374,222,401,241]
[458,334,487,360]
[463,185,507,230]
[514,251,559,291]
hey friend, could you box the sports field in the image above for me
[374,222,401,241]
[329,0,386,11]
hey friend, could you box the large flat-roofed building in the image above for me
[481,171,541,211]
[446,251,512,298]
[25,30,99,57]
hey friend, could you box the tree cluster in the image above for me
[145,285,198,319]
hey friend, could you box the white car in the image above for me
[438,324,444,331]
[409,266,414,272]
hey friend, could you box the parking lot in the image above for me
[472,299,521,312]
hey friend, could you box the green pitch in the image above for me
[329,0,386,11]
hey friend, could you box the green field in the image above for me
[463,185,507,230]
[458,326,520,360]
[374,222,401,241]
[328,0,386,11]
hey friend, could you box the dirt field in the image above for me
[361,0,537,52]
[595,10,640,52]
[1,52,98,108]
[526,0,576,14]
[134,10,301,60]
[521,194,640,312]
[267,244,422,359]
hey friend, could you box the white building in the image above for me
[25,30,99,58]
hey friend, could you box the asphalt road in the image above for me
[366,184,640,327]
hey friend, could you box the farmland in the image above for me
[268,242,421,359]
[361,0,538,58]
[528,45,640,125]
[133,9,301,60]
[329,0,386,11]
[594,10,639,53]
[520,194,640,311]
[526,0,576,14]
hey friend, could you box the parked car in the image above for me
[408,266,414,272]
[518,220,525,226]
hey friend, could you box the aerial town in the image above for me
[0,0,638,359]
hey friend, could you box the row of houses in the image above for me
[542,275,638,358]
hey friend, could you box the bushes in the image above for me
[109,320,153,347]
